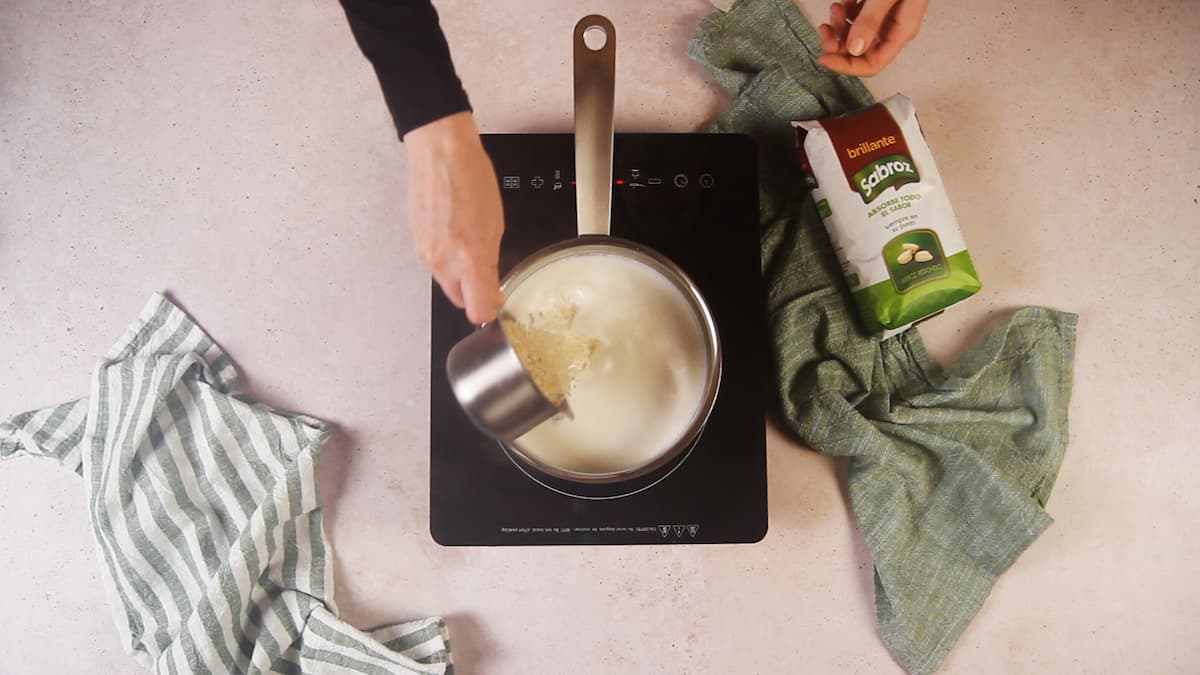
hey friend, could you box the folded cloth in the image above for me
[689,1,1078,673]
[1,293,451,674]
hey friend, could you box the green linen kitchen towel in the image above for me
[0,293,452,674]
[689,1,1078,673]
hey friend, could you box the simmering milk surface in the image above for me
[504,253,710,474]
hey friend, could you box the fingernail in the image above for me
[849,38,866,56]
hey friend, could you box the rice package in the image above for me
[793,94,982,334]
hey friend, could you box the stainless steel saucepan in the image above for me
[446,15,721,484]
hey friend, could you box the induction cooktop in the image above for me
[430,133,767,545]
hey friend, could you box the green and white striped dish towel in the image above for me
[1,292,451,674]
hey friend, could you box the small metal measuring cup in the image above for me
[445,315,564,441]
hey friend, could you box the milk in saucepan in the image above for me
[503,253,710,475]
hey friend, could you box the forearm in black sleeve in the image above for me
[339,0,472,139]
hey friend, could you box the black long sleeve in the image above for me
[339,0,472,139]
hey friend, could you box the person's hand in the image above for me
[404,111,505,324]
[817,0,930,77]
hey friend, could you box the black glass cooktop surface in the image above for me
[430,133,767,545]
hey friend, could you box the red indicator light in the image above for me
[615,179,625,185]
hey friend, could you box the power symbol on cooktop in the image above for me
[673,174,688,188]
[699,173,715,188]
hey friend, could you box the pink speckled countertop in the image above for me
[2,1,1198,672]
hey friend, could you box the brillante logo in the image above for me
[853,154,919,203]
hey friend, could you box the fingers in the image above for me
[861,21,908,71]
[818,22,842,55]
[818,0,927,76]
[846,0,900,56]
[830,1,849,38]
[423,223,503,324]
[817,33,892,77]
[817,51,857,75]
[431,255,505,325]
[460,262,504,325]
[433,269,465,309]
[818,2,848,49]
[817,45,898,77]
[427,241,503,323]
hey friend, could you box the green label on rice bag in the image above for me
[853,251,982,332]
[884,230,947,293]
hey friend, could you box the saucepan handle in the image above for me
[573,15,616,237]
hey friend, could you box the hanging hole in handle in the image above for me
[582,25,608,51]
